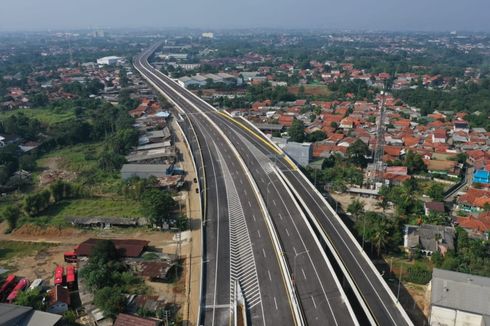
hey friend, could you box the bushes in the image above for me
[24,181,83,216]
[405,263,432,284]
[3,205,21,233]
[24,190,51,216]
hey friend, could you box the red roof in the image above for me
[384,146,402,157]
[403,136,419,147]
[76,238,149,258]
[114,313,159,326]
[457,212,490,233]
[458,188,490,208]
[278,115,295,127]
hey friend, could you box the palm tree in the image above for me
[347,199,365,221]
[372,217,391,256]
[376,197,390,212]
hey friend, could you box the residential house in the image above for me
[432,129,447,143]
[453,120,470,132]
[47,285,70,314]
[429,268,490,326]
[457,188,490,212]
[403,224,455,256]
[424,201,445,216]
[457,212,490,239]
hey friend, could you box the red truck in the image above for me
[66,265,77,289]
[7,278,29,303]
[0,274,16,301]
[54,266,64,286]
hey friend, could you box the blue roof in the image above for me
[474,170,490,178]
[474,169,490,184]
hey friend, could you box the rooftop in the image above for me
[76,238,149,257]
[431,268,490,317]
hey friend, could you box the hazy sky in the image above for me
[1,0,489,32]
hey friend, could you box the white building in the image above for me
[96,56,121,65]
[202,32,214,39]
[430,268,490,326]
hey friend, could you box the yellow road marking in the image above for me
[217,111,297,171]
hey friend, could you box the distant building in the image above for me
[430,268,490,326]
[121,164,172,180]
[283,142,312,166]
[97,56,121,65]
[202,32,214,39]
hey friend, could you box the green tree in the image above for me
[19,155,37,172]
[3,205,21,232]
[347,199,365,221]
[427,183,445,201]
[15,288,44,309]
[93,287,126,318]
[288,119,305,143]
[79,240,126,291]
[141,189,177,228]
[24,190,51,216]
[404,150,427,174]
[305,130,326,142]
[376,197,390,212]
[98,151,126,172]
[347,139,370,168]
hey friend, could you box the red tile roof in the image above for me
[384,146,402,157]
[278,114,295,127]
[457,212,490,233]
[458,188,490,208]
[114,313,159,326]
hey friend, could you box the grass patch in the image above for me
[37,142,104,173]
[25,197,143,226]
[0,107,75,125]
[0,240,55,262]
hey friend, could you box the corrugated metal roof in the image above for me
[76,238,149,258]
[431,268,490,317]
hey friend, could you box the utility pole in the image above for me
[397,263,403,302]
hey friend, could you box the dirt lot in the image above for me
[330,192,394,214]
[0,222,191,303]
[38,157,78,186]
[288,85,332,97]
